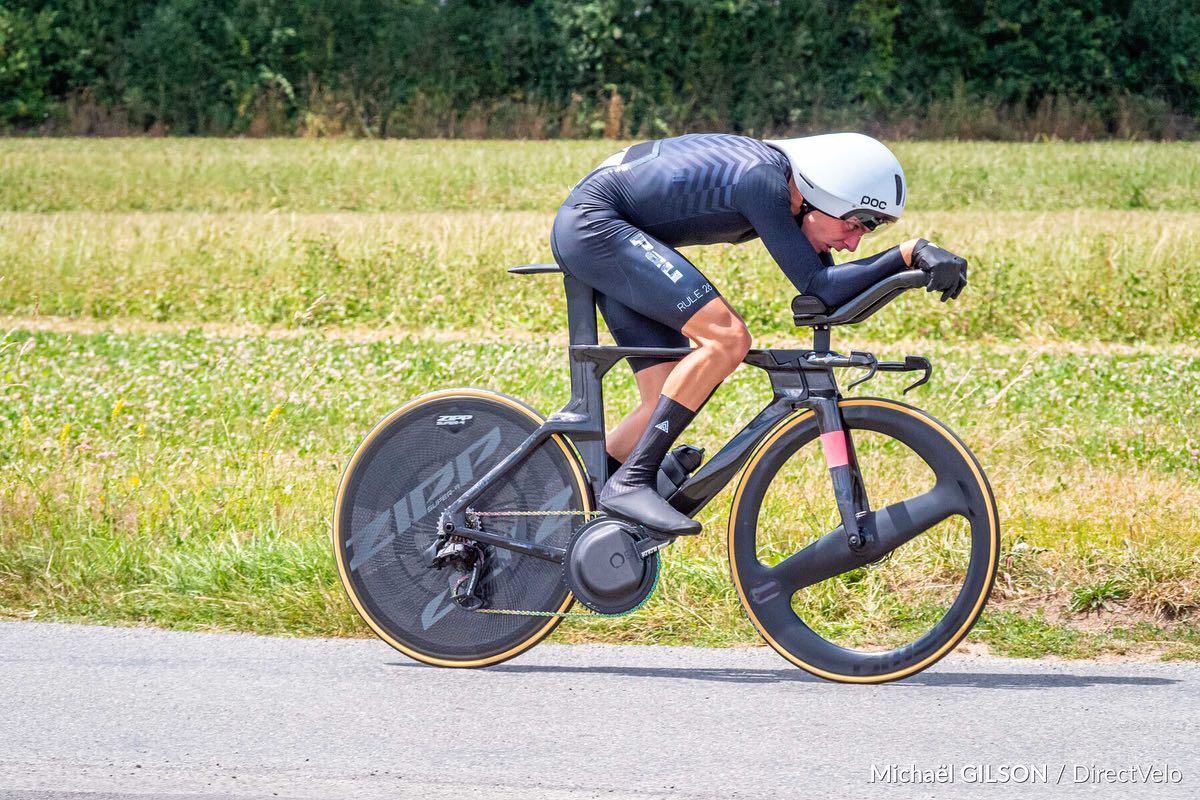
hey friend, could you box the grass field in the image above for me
[2,139,1198,661]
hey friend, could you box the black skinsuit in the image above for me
[550,133,906,371]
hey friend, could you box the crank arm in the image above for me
[635,532,676,558]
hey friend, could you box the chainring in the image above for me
[464,509,661,618]
[563,517,661,615]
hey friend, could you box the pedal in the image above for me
[636,531,676,557]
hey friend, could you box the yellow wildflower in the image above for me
[263,404,284,430]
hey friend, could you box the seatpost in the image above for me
[560,273,607,497]
[563,274,598,346]
[561,275,599,413]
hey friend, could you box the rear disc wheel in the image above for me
[333,389,591,667]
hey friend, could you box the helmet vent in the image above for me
[895,174,904,206]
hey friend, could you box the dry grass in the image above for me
[2,209,1199,342]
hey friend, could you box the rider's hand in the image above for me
[911,239,968,302]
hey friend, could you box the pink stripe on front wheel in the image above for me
[820,431,849,469]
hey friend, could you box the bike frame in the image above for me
[439,270,874,564]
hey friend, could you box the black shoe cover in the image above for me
[599,487,701,536]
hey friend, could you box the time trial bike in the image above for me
[333,265,999,683]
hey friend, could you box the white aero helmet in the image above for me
[765,133,906,230]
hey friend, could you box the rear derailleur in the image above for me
[428,513,489,611]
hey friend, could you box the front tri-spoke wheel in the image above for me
[728,398,999,683]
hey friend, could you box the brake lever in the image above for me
[900,356,932,393]
[873,355,933,394]
[846,357,879,391]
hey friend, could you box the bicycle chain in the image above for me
[469,509,601,518]
[463,507,659,619]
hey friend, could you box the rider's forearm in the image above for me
[802,245,908,308]
[900,238,919,265]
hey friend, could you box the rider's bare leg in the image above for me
[598,299,750,534]
[606,362,673,463]
[606,299,749,459]
[667,299,751,408]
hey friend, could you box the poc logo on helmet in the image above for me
[861,195,888,209]
[436,414,473,426]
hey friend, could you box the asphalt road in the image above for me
[1,621,1197,799]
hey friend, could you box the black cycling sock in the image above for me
[603,395,696,498]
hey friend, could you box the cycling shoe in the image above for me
[599,487,701,536]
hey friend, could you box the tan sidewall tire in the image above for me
[727,397,1000,684]
[333,388,592,668]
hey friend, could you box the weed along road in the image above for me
[1,623,1197,799]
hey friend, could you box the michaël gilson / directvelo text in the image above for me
[869,763,1183,786]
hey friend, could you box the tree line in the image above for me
[2,0,1197,139]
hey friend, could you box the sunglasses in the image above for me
[841,209,895,233]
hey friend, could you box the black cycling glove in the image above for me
[911,239,968,302]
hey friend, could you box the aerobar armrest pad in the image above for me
[791,294,830,324]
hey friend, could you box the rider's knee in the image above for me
[713,324,751,371]
[729,325,753,361]
[696,326,748,374]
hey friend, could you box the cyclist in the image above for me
[550,132,967,536]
